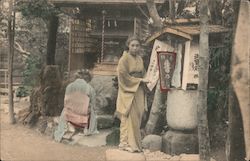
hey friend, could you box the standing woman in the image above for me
[116,35,149,152]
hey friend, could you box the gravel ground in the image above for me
[0,96,108,161]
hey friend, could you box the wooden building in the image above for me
[52,0,229,79]
[51,0,165,75]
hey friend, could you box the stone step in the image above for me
[71,129,112,147]
[106,150,216,161]
[97,115,114,129]
[106,149,146,161]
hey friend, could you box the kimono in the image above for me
[116,51,147,152]
[54,79,98,142]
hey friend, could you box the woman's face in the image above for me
[128,40,140,56]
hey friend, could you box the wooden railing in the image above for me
[0,69,8,88]
[0,69,8,94]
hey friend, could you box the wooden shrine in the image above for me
[52,0,165,75]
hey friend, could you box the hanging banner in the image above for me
[146,40,173,91]
[157,51,176,92]
[171,43,183,88]
[181,41,199,90]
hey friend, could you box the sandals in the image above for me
[119,144,142,153]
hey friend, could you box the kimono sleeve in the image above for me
[117,57,142,93]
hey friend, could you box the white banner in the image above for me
[146,40,173,91]
[171,43,183,88]
[181,41,199,90]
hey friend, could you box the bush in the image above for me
[15,86,32,97]
[23,54,42,87]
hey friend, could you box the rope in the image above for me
[101,10,106,63]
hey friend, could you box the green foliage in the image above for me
[207,33,232,113]
[15,85,32,97]
[209,48,230,89]
[23,53,42,87]
[207,33,233,152]
[207,88,228,111]
[18,0,60,21]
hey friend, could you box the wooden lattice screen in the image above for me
[69,18,97,71]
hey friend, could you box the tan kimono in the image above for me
[116,51,147,152]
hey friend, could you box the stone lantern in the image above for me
[162,90,198,154]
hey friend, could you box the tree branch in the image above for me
[14,41,30,57]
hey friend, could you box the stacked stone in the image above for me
[162,90,198,155]
[89,75,118,130]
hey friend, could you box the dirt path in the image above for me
[0,112,108,161]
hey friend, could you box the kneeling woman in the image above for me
[54,70,98,142]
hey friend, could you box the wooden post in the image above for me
[7,0,16,124]
[198,0,210,160]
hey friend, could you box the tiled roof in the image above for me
[146,24,230,43]
[171,25,230,36]
[50,0,165,4]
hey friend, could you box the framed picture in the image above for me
[157,51,176,92]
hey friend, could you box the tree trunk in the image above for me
[145,0,166,135]
[169,0,176,21]
[40,65,63,116]
[230,0,250,159]
[208,0,222,24]
[145,81,167,134]
[198,0,211,160]
[226,86,246,161]
[24,14,60,125]
[176,0,186,16]
[146,0,163,29]
[46,15,59,65]
[7,0,15,124]
[25,65,63,126]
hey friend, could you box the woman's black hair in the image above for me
[75,69,92,82]
[126,35,141,47]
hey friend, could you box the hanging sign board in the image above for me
[157,51,176,92]
[146,39,173,91]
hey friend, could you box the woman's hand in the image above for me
[141,78,150,83]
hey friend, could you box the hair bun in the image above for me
[126,35,141,47]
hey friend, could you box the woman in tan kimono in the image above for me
[116,36,149,152]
